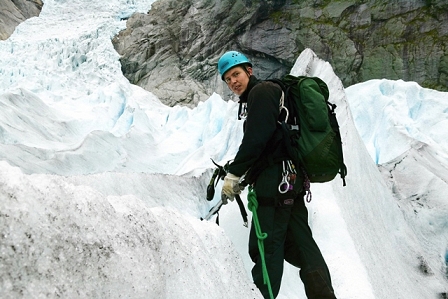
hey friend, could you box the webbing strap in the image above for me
[247,186,274,299]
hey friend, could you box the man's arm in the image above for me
[228,82,282,176]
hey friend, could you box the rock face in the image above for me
[114,0,447,107]
[0,0,43,40]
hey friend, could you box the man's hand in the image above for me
[221,173,243,204]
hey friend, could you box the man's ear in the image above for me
[246,66,253,76]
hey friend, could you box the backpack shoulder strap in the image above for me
[265,78,285,90]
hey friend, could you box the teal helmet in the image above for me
[218,51,252,80]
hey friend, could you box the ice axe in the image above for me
[202,159,248,227]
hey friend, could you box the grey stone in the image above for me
[0,0,43,40]
[112,0,448,107]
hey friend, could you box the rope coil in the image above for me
[247,186,274,299]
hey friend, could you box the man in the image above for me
[218,50,337,299]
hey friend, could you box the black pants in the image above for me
[249,197,336,299]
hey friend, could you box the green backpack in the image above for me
[274,74,347,186]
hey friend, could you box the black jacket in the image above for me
[228,76,303,200]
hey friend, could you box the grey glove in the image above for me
[221,173,243,204]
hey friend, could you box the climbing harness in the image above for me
[247,186,274,299]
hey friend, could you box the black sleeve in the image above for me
[228,82,282,176]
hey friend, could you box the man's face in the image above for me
[223,66,253,96]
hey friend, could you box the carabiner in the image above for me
[278,175,290,194]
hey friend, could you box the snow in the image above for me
[345,79,448,165]
[346,79,448,298]
[0,1,447,298]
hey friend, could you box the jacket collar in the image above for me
[238,75,259,103]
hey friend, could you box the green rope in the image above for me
[247,186,274,299]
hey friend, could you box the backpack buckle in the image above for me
[288,124,299,131]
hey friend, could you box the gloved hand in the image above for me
[221,173,243,204]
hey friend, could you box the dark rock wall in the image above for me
[113,0,447,106]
